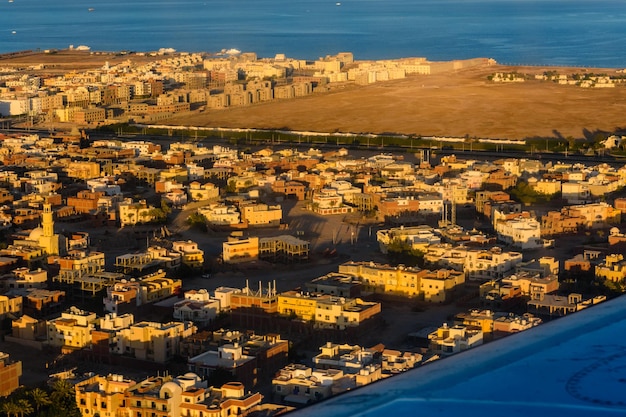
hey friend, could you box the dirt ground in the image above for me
[167,64,626,140]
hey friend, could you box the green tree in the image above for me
[15,399,32,417]
[1,401,20,417]
[29,387,51,413]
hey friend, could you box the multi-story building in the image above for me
[272,364,344,405]
[46,306,98,351]
[188,342,258,389]
[222,236,260,264]
[0,352,22,397]
[0,293,22,320]
[258,235,310,263]
[463,247,523,281]
[314,296,381,330]
[595,254,626,283]
[305,273,362,298]
[339,261,427,296]
[420,269,465,303]
[271,180,306,200]
[240,203,282,226]
[172,240,204,269]
[494,216,543,249]
[116,320,196,363]
[502,272,560,298]
[74,374,137,417]
[173,289,220,326]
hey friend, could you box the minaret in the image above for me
[39,202,60,255]
[42,203,54,237]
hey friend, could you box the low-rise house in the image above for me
[312,342,378,374]
[173,289,220,326]
[428,323,483,356]
[381,349,422,374]
[272,364,343,406]
[527,293,606,317]
[492,313,542,338]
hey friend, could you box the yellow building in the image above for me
[0,294,22,320]
[420,269,465,303]
[172,240,204,269]
[454,309,498,335]
[314,296,381,330]
[595,254,626,283]
[118,199,157,227]
[338,261,427,296]
[66,161,101,180]
[277,291,318,321]
[139,272,182,304]
[222,237,259,264]
[117,321,196,363]
[240,203,282,226]
[47,306,97,350]
[75,374,137,417]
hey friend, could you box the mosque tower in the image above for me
[38,203,60,255]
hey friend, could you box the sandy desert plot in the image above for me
[167,65,626,140]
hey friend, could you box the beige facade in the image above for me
[47,306,98,350]
[338,261,427,296]
[222,237,259,264]
[172,240,204,268]
[117,321,196,363]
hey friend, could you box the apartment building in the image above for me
[0,294,22,320]
[74,374,137,417]
[222,236,259,264]
[188,342,258,389]
[0,352,22,397]
[314,296,381,330]
[47,306,98,351]
[495,216,543,249]
[272,364,344,405]
[339,261,427,296]
[463,247,524,281]
[116,321,196,363]
[240,203,282,226]
[420,269,465,303]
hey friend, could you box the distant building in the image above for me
[0,352,22,397]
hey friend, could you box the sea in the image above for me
[0,0,625,68]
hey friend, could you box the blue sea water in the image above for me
[0,0,625,67]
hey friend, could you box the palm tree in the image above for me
[15,399,33,417]
[50,379,74,402]
[1,401,20,417]
[29,388,51,413]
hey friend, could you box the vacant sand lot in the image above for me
[3,51,624,140]
[168,65,626,140]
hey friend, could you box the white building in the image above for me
[495,216,543,249]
